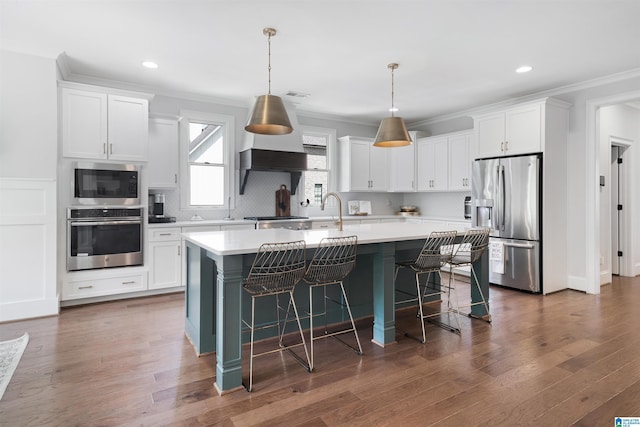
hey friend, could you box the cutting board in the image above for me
[275,185,291,217]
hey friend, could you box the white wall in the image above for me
[599,104,640,283]
[0,50,59,321]
[555,77,640,291]
[0,51,58,179]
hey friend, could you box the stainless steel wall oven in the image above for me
[67,208,143,271]
[72,162,140,206]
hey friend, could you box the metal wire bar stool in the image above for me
[303,236,362,371]
[241,240,311,392]
[448,227,492,322]
[394,230,458,343]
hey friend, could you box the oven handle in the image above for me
[70,220,142,226]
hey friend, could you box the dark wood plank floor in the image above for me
[2,275,640,426]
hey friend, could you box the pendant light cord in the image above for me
[267,31,272,95]
[390,66,395,117]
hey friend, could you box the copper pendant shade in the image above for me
[245,28,293,135]
[373,63,412,147]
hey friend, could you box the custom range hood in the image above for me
[239,101,307,195]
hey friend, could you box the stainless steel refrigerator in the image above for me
[471,154,541,293]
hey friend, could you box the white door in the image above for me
[107,95,149,161]
[148,118,179,188]
[476,112,504,158]
[369,145,389,191]
[62,88,108,159]
[505,104,541,155]
[448,133,471,191]
[349,139,371,191]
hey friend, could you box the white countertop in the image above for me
[182,221,461,256]
[148,219,257,228]
[149,215,470,228]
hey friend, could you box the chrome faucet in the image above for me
[321,192,343,231]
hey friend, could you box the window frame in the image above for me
[300,125,337,205]
[179,110,235,211]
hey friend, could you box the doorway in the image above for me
[610,137,632,279]
[586,91,640,294]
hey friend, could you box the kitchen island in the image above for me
[182,222,489,394]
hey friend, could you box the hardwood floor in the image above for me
[2,275,640,426]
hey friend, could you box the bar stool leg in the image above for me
[288,290,311,372]
[339,281,363,355]
[248,296,256,392]
[416,272,427,344]
[309,284,315,371]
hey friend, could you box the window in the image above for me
[301,126,335,205]
[180,111,234,209]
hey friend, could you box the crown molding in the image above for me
[409,67,640,127]
[295,108,378,127]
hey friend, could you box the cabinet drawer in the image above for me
[149,227,181,241]
[220,223,255,230]
[312,220,338,229]
[64,274,146,300]
[182,225,221,233]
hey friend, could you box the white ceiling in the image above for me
[2,0,640,124]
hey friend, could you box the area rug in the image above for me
[0,333,29,400]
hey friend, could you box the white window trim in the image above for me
[179,110,235,211]
[301,125,337,196]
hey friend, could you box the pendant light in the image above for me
[245,27,293,135]
[373,63,412,147]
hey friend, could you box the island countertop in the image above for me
[182,221,460,256]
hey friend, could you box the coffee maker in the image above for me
[149,193,175,223]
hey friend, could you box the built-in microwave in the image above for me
[72,162,140,206]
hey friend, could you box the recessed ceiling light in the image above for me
[142,61,158,69]
[389,107,399,112]
[516,65,533,73]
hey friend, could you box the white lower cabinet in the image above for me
[64,272,146,300]
[312,220,337,229]
[220,223,256,231]
[148,227,181,290]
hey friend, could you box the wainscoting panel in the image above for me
[0,178,58,321]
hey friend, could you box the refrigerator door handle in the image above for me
[503,242,535,249]
[500,164,506,231]
[494,165,500,230]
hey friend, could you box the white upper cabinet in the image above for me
[388,131,424,192]
[62,88,108,159]
[416,136,448,191]
[338,136,388,192]
[107,95,149,161]
[61,85,149,161]
[448,132,472,191]
[148,117,179,189]
[475,102,542,158]
[388,143,415,191]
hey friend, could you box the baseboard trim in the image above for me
[567,275,587,292]
[0,297,59,322]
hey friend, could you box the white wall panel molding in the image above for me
[0,178,58,321]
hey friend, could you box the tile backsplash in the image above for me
[151,170,468,221]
